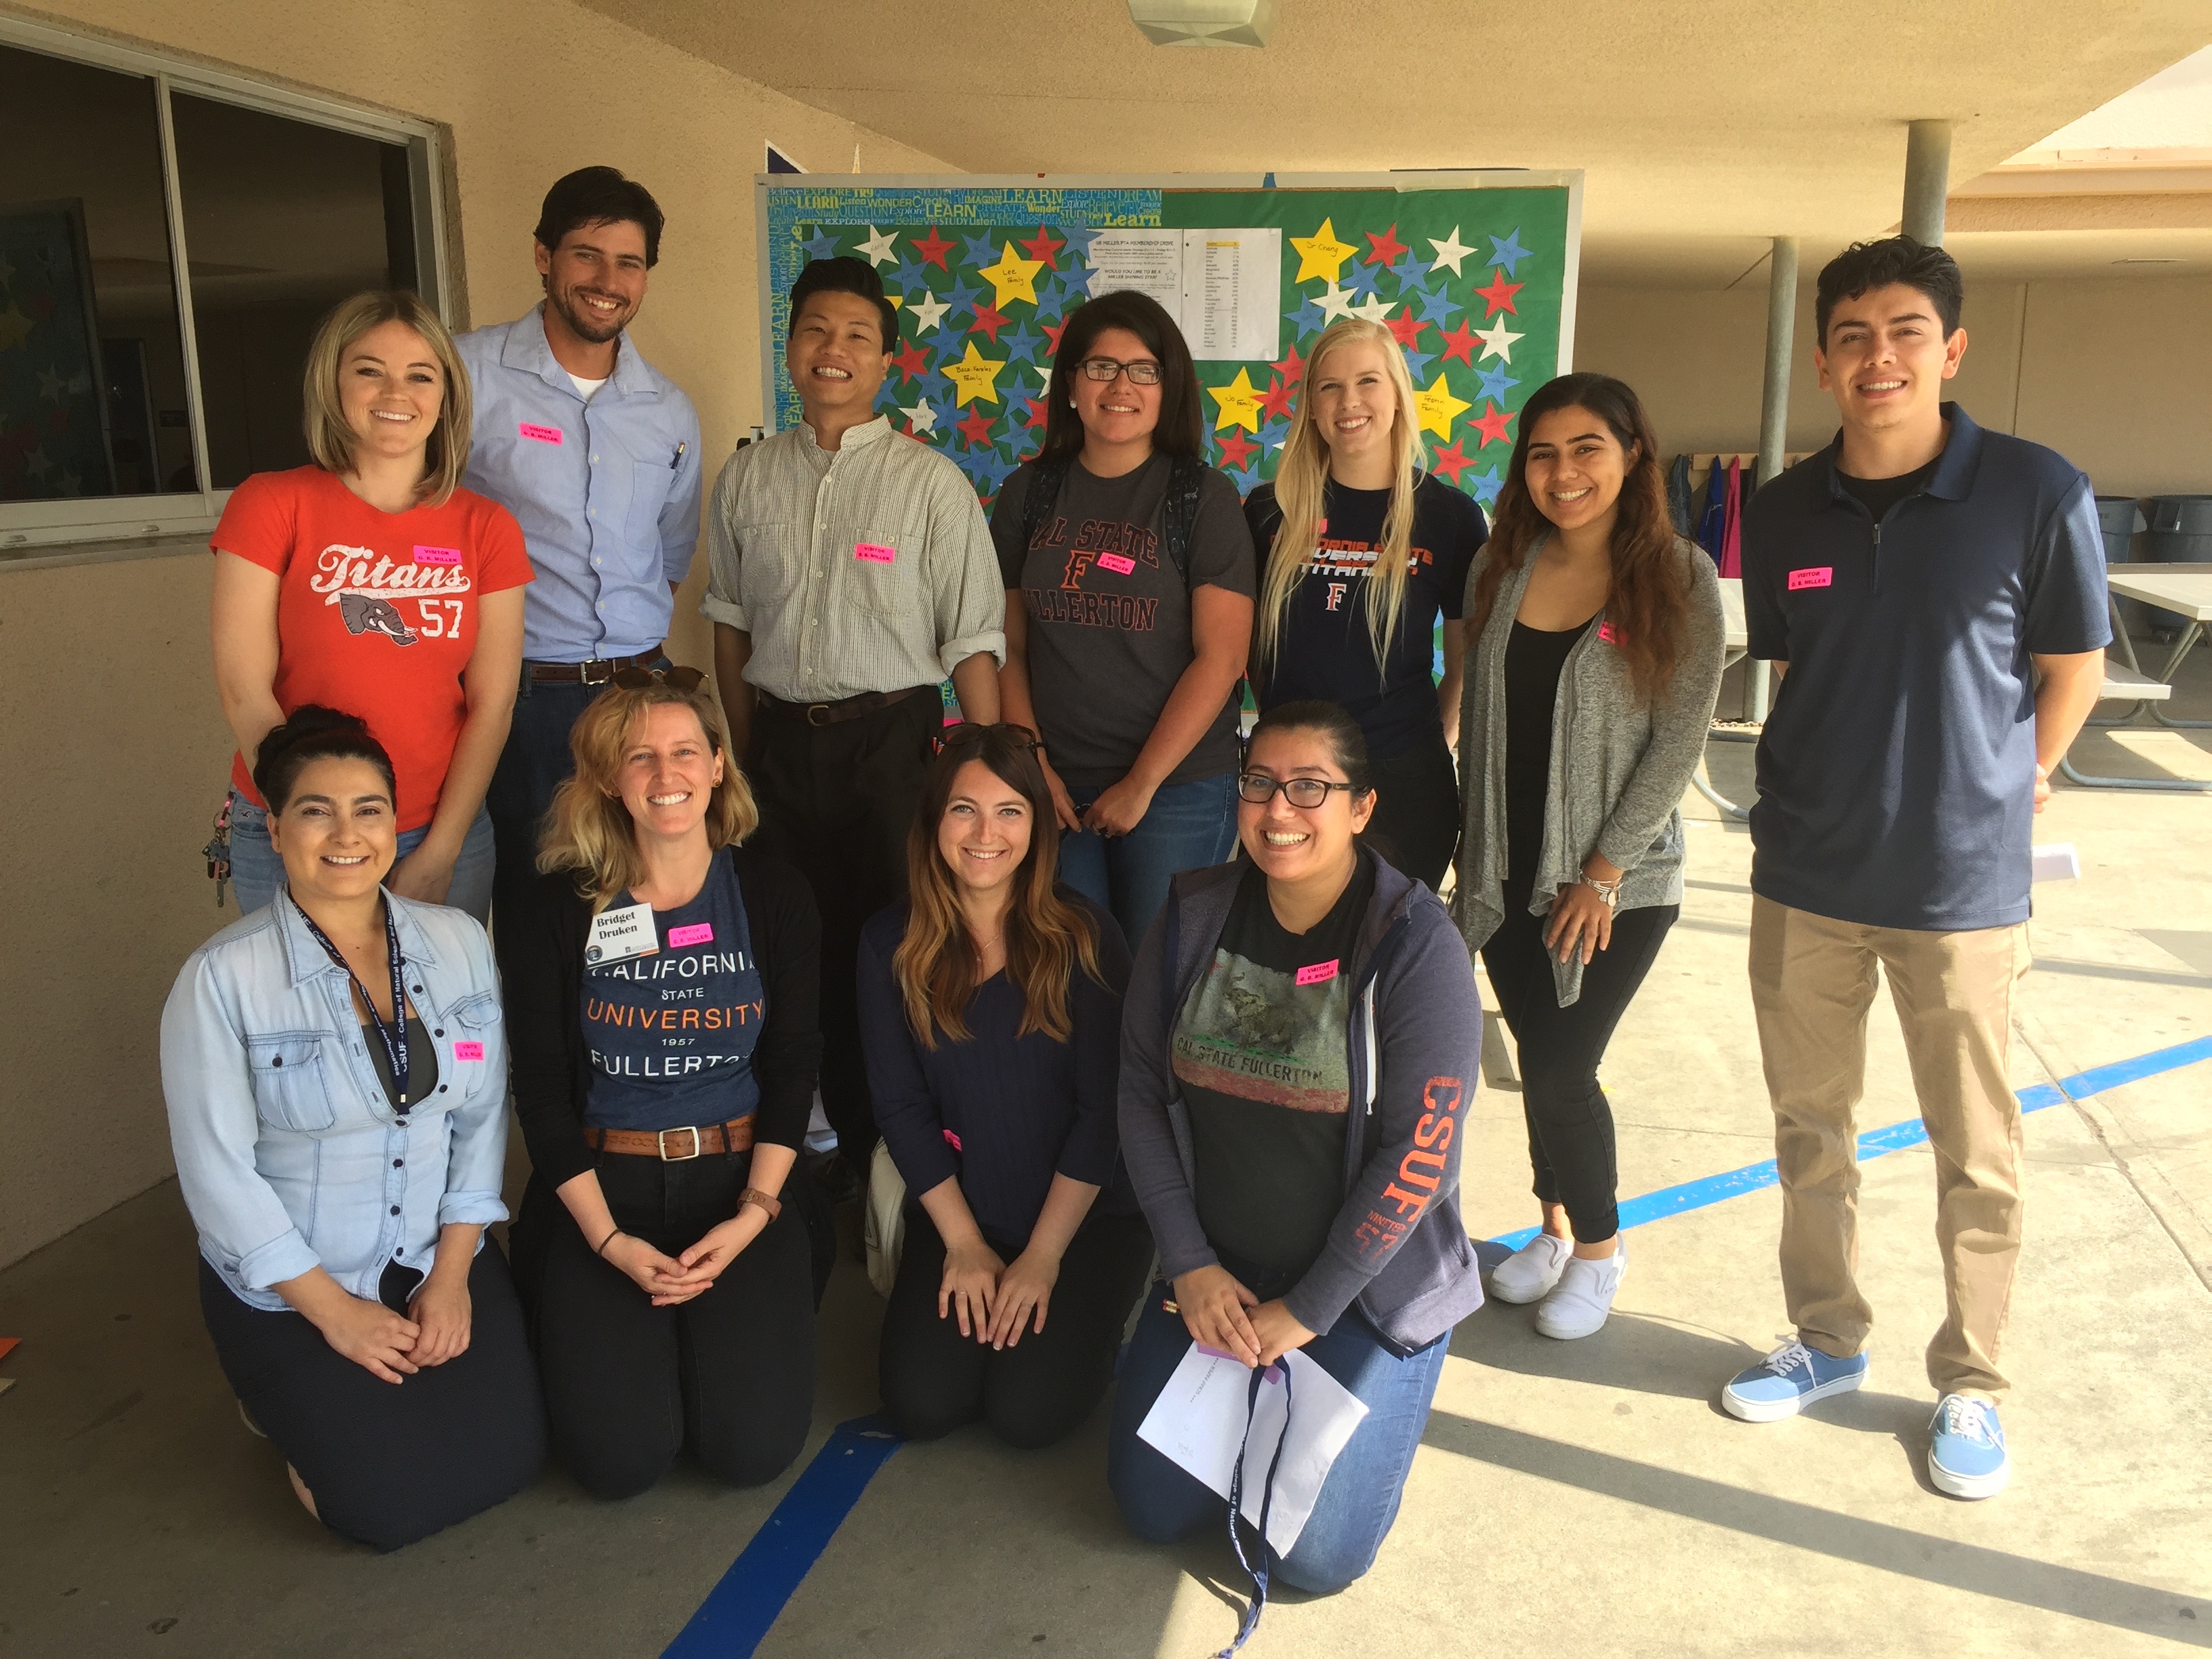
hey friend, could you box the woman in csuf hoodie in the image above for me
[1107,698,1484,1627]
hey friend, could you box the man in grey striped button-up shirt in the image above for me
[703,255,1003,1181]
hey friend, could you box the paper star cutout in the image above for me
[941,340,1007,407]
[1273,344,1307,384]
[1471,401,1515,446]
[56,468,81,495]
[1060,224,1101,264]
[1383,312,1425,349]
[961,446,1019,496]
[1399,345,1437,380]
[1348,293,1394,324]
[1427,226,1476,276]
[1487,229,1533,277]
[1315,282,1357,324]
[959,230,1000,268]
[890,253,930,293]
[872,378,903,415]
[890,340,933,384]
[1290,294,1331,337]
[1473,269,1524,316]
[1475,316,1525,363]
[1290,218,1359,284]
[956,405,998,448]
[969,302,1012,343]
[1002,320,1044,363]
[1437,321,1481,367]
[979,241,1046,309]
[21,445,50,480]
[1414,285,1464,327]
[1414,373,1471,439]
[1428,437,1473,485]
[0,305,35,352]
[1058,264,1099,299]
[1258,375,1298,422]
[1473,362,1520,404]
[1468,465,1504,507]
[37,366,67,405]
[906,290,949,334]
[1019,226,1065,268]
[1216,428,1259,470]
[800,226,841,262]
[1022,395,1049,433]
[1341,260,1385,302]
[1207,367,1267,434]
[855,226,899,268]
[943,274,985,323]
[910,227,956,270]
[1227,462,1264,498]
[1041,319,1072,360]
[1364,224,1409,266]
[1258,417,1292,456]
[900,396,939,436]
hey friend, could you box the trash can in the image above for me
[2096,496,2146,636]
[2143,494,2212,636]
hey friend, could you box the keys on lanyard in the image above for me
[292,893,411,1107]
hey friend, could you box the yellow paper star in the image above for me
[1414,372,1471,440]
[1290,218,1358,284]
[941,340,1007,407]
[0,304,35,352]
[1208,367,1266,434]
[977,241,1046,310]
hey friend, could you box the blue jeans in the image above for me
[1107,1281,1452,1595]
[226,794,496,924]
[1056,771,1237,951]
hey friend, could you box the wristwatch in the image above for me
[737,1186,782,1223]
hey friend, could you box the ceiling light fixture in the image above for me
[1126,0,1275,47]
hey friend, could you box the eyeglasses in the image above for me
[612,665,706,692]
[1076,356,1164,386]
[1235,773,1359,809]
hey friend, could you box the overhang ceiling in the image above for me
[584,0,2211,285]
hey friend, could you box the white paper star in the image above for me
[57,468,82,495]
[1427,225,1475,277]
[1348,293,1394,324]
[1315,281,1357,323]
[855,225,899,268]
[906,289,949,333]
[22,445,49,480]
[1475,316,1525,363]
[901,396,938,436]
[36,366,66,404]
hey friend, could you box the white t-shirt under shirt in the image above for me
[567,371,609,400]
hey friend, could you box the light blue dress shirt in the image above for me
[456,305,703,663]
[161,893,512,1313]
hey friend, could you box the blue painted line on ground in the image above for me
[659,1413,903,1659]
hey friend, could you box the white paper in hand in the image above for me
[1136,1343,1370,1556]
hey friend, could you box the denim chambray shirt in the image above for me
[161,891,511,1313]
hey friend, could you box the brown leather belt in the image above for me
[527,648,664,686]
[756,684,928,727]
[583,1115,754,1160]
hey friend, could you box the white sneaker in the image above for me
[1489,1233,1573,1304]
[1535,1242,1627,1340]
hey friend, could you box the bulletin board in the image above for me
[755,172,1582,516]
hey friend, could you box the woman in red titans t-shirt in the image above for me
[211,289,531,923]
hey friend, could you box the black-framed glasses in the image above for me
[612,665,706,692]
[1076,356,1164,386]
[1236,773,1358,809]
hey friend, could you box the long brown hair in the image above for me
[537,676,759,909]
[1468,372,1691,703]
[894,724,1103,1050]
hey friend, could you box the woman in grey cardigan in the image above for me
[1455,373,1726,1340]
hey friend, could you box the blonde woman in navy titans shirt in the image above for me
[504,669,822,1498]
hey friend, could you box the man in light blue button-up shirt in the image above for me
[456,168,703,954]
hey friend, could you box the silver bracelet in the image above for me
[1580,873,1622,910]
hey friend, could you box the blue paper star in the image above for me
[1258,417,1292,457]
[961,446,1019,495]
[960,230,1000,268]
[1290,294,1330,337]
[800,226,841,262]
[1487,229,1532,277]
[943,273,985,323]
[1473,362,1520,404]
[1399,345,1437,380]
[1227,462,1265,498]
[1058,264,1099,300]
[873,379,903,413]
[1002,320,1044,364]
[890,253,930,293]
[1468,464,1504,507]
[1414,286,1464,328]
[1341,261,1383,301]
[1060,224,1101,263]
[1389,249,1429,288]
[924,393,958,434]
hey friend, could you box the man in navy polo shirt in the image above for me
[1721,237,2108,1500]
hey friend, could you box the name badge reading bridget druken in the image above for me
[586,901,659,966]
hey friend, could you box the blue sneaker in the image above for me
[1928,1394,2009,1498]
[1721,1340,1869,1422]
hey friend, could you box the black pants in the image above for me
[198,1245,545,1552]
[1359,730,1460,893]
[880,1203,1153,1450]
[745,689,940,1166]
[1480,887,1678,1242]
[516,1153,815,1500]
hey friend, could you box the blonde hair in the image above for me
[1257,318,1429,673]
[301,289,472,507]
[537,678,760,910]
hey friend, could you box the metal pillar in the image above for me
[1903,119,1952,245]
[1745,235,1798,724]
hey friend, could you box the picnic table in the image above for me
[2062,562,2212,793]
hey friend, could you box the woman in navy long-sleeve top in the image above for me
[856,722,1152,1450]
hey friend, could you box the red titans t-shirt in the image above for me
[214,467,533,831]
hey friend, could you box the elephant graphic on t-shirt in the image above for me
[337,590,419,646]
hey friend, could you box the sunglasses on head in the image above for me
[937,720,1041,753]
[611,665,707,692]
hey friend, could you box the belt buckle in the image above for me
[657,1125,703,1162]
[581,659,615,687]
[804,703,834,726]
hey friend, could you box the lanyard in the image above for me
[1217,1361,1294,1657]
[293,894,411,1107]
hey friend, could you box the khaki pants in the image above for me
[1747,895,2031,1401]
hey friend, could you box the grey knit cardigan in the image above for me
[1453,533,1727,1006]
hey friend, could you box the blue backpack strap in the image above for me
[1019,456,1071,556]
[1163,455,1207,581]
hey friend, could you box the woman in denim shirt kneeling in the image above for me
[161,706,544,1551]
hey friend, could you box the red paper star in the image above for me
[1429,437,1473,485]
[1385,313,1425,350]
[1023,396,1049,432]
[1473,268,1523,316]
[1258,375,1298,422]
[910,226,955,270]
[958,406,997,448]
[1471,401,1515,446]
[1438,321,1481,367]
[1272,342,1307,385]
[1019,225,1065,268]
[1216,428,1258,470]
[1364,224,1408,266]
[969,302,1011,343]
[1044,319,1070,357]
[890,340,932,384]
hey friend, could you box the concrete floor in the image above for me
[3,649,2209,1658]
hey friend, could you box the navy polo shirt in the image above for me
[1742,404,2109,932]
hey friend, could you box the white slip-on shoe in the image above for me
[1535,1241,1627,1340]
[1489,1233,1574,1305]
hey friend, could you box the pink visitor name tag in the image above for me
[518,422,562,445]
[413,545,462,566]
[1597,620,1623,647]
[1788,567,1833,591]
[943,1128,963,1151]
[855,542,897,564]
[1294,960,1340,987]
[1097,552,1136,575]
[666,922,714,947]
[452,1041,485,1061]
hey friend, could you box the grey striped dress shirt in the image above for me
[701,416,1005,701]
